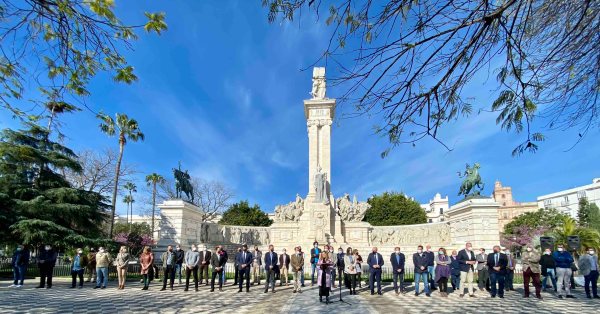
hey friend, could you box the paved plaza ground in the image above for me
[0,278,596,313]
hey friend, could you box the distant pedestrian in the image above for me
[95,247,113,289]
[140,246,154,290]
[116,246,131,290]
[36,244,57,289]
[69,248,88,289]
[10,244,30,288]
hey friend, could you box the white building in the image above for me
[537,178,600,218]
[421,193,449,223]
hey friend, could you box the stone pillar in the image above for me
[157,199,204,250]
[446,197,501,251]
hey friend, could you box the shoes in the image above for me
[238,289,242,293]
[566,295,576,299]
[298,290,302,293]
[160,287,166,291]
[558,295,563,299]
[264,289,268,293]
[524,295,529,298]
[378,292,382,295]
[536,295,543,300]
[491,294,496,298]
[46,286,52,289]
[184,288,189,292]
[100,286,105,289]
[320,297,323,302]
[301,284,305,287]
[170,287,174,291]
[395,291,399,295]
[371,292,375,295]
[594,295,600,299]
[210,289,214,292]
[499,295,504,298]
[70,286,76,289]
[459,294,464,298]
[415,292,419,296]
[94,286,100,289]
[469,294,476,298]
[272,290,275,293]
[426,293,431,297]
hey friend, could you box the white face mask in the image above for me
[589,251,595,255]
[192,247,197,251]
[77,250,83,254]
[466,247,472,251]
[176,247,180,251]
[526,248,532,252]
[544,251,551,255]
[417,249,422,254]
[395,250,400,254]
[557,248,564,252]
[99,249,105,253]
[45,246,51,251]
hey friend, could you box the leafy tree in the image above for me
[0,123,109,247]
[578,198,600,232]
[503,207,568,235]
[145,173,166,240]
[219,200,273,227]
[363,192,427,226]
[113,222,153,257]
[264,1,599,156]
[549,217,600,254]
[98,113,145,238]
[0,0,167,127]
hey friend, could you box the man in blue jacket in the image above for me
[264,244,279,293]
[11,244,30,288]
[553,244,575,299]
[236,244,253,292]
[413,245,431,297]
[310,242,320,285]
[390,246,405,295]
[367,246,384,295]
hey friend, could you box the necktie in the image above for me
[243,252,246,261]
[495,253,498,266]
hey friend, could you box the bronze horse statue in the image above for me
[457,163,484,197]
[173,164,194,202]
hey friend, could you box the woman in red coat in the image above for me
[140,246,154,290]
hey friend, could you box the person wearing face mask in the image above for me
[233,247,242,286]
[413,245,430,297]
[310,242,320,286]
[425,244,436,291]
[317,251,335,303]
[174,244,185,285]
[328,246,338,289]
[86,248,97,283]
[95,246,113,289]
[336,247,345,290]
[354,249,364,287]
[236,244,253,292]
[367,246,384,295]
[539,248,557,292]
[263,244,279,293]
[291,246,304,293]
[435,248,451,297]
[115,246,130,290]
[449,250,461,291]
[521,246,542,299]
[476,248,490,292]
[279,248,291,286]
[184,244,200,291]
[36,244,57,289]
[553,244,575,298]
[390,246,405,295]
[10,244,30,288]
[504,248,515,291]
[199,244,211,286]
[68,248,88,289]
[139,246,154,290]
[578,247,599,299]
[160,245,176,291]
[210,246,228,292]
[486,245,507,298]
[252,245,263,286]
[343,247,358,294]
[457,242,477,297]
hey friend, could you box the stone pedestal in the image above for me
[446,197,501,251]
[158,199,204,249]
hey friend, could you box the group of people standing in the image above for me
[8,241,599,301]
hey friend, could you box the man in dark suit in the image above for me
[336,247,345,288]
[487,245,508,298]
[457,242,477,297]
[199,245,212,286]
[210,246,228,292]
[264,244,279,293]
[233,247,242,285]
[310,241,321,285]
[236,244,253,292]
[367,246,384,295]
[390,246,405,295]
[425,244,436,291]
[413,245,431,296]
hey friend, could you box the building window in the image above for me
[502,194,506,199]
[503,202,506,206]
[503,212,508,219]
[577,191,587,199]
[543,199,552,207]
[439,208,444,215]
[428,219,432,223]
[563,196,569,204]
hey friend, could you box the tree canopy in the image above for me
[219,200,273,227]
[363,192,427,226]
[0,123,109,247]
[0,0,167,131]
[578,198,600,233]
[263,0,600,156]
[503,207,568,235]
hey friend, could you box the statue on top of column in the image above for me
[314,166,329,205]
[310,67,326,99]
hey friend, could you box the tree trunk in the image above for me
[151,182,156,241]
[109,138,125,238]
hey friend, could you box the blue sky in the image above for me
[1,1,598,216]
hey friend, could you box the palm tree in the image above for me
[122,194,135,233]
[550,217,600,254]
[123,182,137,224]
[145,173,165,241]
[98,113,145,237]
